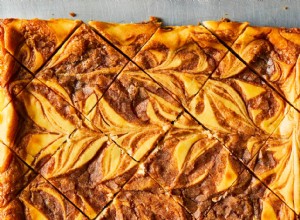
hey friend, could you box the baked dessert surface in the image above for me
[187,50,289,164]
[205,170,296,220]
[249,107,300,215]
[89,17,161,59]
[0,142,35,208]
[97,167,193,220]
[0,19,81,73]
[144,113,245,219]
[0,175,88,220]
[0,18,299,219]
[208,23,300,112]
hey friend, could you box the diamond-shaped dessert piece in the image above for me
[4,78,82,170]
[187,52,289,163]
[202,19,249,46]
[89,17,161,59]
[0,142,35,208]
[40,128,139,219]
[211,25,300,110]
[128,25,229,106]
[97,166,193,220]
[205,170,296,219]
[144,113,244,219]
[0,175,88,219]
[86,66,183,161]
[36,23,129,116]
[249,107,300,215]
[0,19,81,73]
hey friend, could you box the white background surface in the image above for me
[0,0,299,27]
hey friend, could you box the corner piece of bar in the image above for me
[36,23,129,116]
[0,18,81,73]
[215,24,300,110]
[0,175,88,219]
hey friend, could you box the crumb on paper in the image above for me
[69,12,77,17]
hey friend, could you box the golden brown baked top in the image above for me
[36,23,128,115]
[202,19,249,46]
[0,143,35,208]
[4,78,82,170]
[0,175,87,220]
[205,170,296,220]
[98,167,193,220]
[249,107,300,215]
[128,25,229,106]
[89,17,161,58]
[144,113,244,218]
[0,18,299,219]
[212,24,300,111]
[0,19,81,73]
[87,65,183,131]
[40,128,138,219]
[187,51,288,163]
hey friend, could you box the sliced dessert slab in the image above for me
[143,112,244,219]
[86,63,183,162]
[36,23,129,116]
[2,78,82,171]
[187,51,289,164]
[40,128,139,219]
[128,23,246,107]
[0,19,81,73]
[202,19,249,47]
[97,166,193,220]
[0,142,36,208]
[249,106,300,215]
[204,170,296,220]
[209,24,300,111]
[89,17,161,59]
[0,175,88,220]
